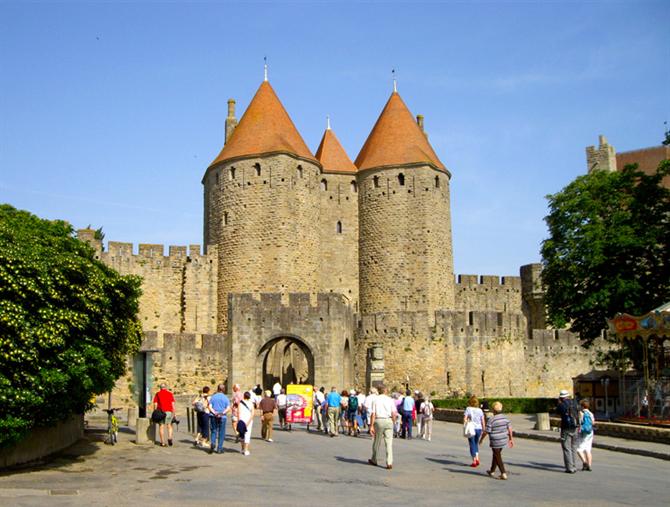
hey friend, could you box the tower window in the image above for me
[321,179,328,191]
[297,165,303,179]
[223,211,228,226]
[336,221,342,234]
[215,173,219,185]
[254,163,261,177]
[351,180,357,193]
[229,167,236,180]
[398,173,405,186]
[435,175,440,188]
[373,176,380,188]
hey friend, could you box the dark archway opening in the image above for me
[259,336,314,390]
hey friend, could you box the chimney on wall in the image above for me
[225,99,238,145]
[416,114,428,139]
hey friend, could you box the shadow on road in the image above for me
[335,456,371,466]
[508,461,564,472]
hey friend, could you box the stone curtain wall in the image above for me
[77,231,218,334]
[203,154,322,333]
[358,165,455,316]
[318,172,359,312]
[227,293,355,390]
[454,274,523,313]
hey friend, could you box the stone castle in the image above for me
[78,75,602,404]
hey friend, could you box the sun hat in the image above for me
[559,390,570,398]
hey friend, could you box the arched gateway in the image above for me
[259,336,314,388]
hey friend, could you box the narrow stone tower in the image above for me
[203,80,322,332]
[355,90,455,390]
[314,121,359,311]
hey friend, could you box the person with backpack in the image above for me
[192,385,211,448]
[577,399,595,471]
[419,396,435,441]
[347,389,360,436]
[557,389,579,473]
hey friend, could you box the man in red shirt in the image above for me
[153,383,176,447]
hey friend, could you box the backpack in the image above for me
[422,401,434,417]
[581,411,593,434]
[564,400,578,429]
[348,395,359,412]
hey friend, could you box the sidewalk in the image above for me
[505,413,670,461]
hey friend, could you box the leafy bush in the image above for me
[433,397,557,413]
[0,205,142,448]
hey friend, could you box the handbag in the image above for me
[463,420,476,438]
[151,408,166,423]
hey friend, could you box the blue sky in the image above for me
[1,0,668,276]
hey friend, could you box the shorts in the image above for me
[163,411,173,425]
[347,411,358,422]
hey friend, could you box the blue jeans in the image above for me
[468,429,482,457]
[401,412,413,438]
[211,415,227,452]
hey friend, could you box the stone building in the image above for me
[79,75,606,405]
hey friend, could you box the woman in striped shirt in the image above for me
[479,401,514,480]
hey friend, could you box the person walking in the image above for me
[464,395,486,466]
[276,388,288,430]
[419,395,434,441]
[192,385,211,448]
[368,384,398,470]
[340,390,350,435]
[479,401,513,480]
[272,381,282,398]
[231,384,243,442]
[577,399,594,471]
[152,383,175,447]
[208,383,231,454]
[347,389,360,436]
[415,391,425,437]
[557,389,579,474]
[259,390,277,442]
[237,391,255,456]
[400,390,415,439]
[364,387,378,433]
[325,387,341,437]
[313,387,325,432]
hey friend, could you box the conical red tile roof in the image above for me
[315,128,357,173]
[355,92,446,172]
[209,81,317,167]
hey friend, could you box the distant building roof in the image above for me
[315,128,357,174]
[355,92,447,174]
[209,81,317,168]
[617,145,670,187]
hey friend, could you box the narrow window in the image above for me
[398,173,405,186]
[321,178,328,191]
[336,221,342,234]
[297,165,303,179]
[215,173,219,185]
[223,211,228,226]
[435,175,440,188]
[254,163,261,177]
[373,176,380,188]
[229,167,236,180]
[351,180,357,193]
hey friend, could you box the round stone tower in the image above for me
[356,91,455,316]
[203,80,321,332]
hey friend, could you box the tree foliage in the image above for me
[541,160,670,347]
[0,205,142,448]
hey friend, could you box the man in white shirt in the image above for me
[272,382,282,398]
[364,387,378,432]
[368,384,397,470]
[313,387,326,431]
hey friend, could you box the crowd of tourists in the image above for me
[150,382,595,479]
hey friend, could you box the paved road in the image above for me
[0,419,667,506]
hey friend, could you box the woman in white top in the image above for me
[237,391,255,456]
[463,395,486,467]
[419,396,435,441]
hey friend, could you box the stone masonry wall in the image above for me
[227,292,355,390]
[77,230,218,334]
[358,165,455,316]
[318,172,359,311]
[454,274,523,313]
[203,154,322,333]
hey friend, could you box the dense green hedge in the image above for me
[0,205,143,448]
[433,397,557,413]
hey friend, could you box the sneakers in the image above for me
[267,438,273,442]
[486,470,494,478]
[500,473,508,480]
[244,450,250,456]
[168,439,173,447]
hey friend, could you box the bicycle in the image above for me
[104,408,122,445]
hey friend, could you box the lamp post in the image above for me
[601,376,611,419]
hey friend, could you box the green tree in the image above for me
[0,205,142,448]
[541,160,670,349]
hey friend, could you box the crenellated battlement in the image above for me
[455,274,522,290]
[104,241,214,261]
[230,292,351,315]
[527,328,583,350]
